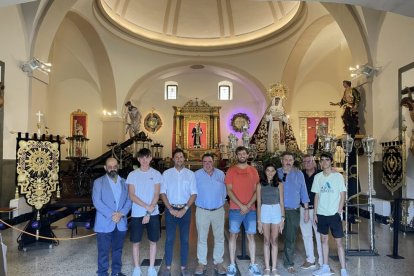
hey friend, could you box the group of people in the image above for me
[92,146,347,276]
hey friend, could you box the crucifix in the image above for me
[36,111,43,136]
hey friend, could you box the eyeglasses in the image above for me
[282,173,287,182]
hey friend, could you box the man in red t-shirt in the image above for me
[225,146,261,276]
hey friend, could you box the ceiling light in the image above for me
[21,58,52,75]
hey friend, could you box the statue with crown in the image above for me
[251,82,299,159]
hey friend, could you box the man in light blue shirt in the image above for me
[277,152,310,274]
[194,153,227,275]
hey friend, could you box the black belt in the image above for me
[197,206,223,212]
[301,204,314,210]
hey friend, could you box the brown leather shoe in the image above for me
[195,263,206,275]
[215,263,227,275]
[300,261,316,269]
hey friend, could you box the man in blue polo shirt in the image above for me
[194,153,227,275]
[277,152,310,274]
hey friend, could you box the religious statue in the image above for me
[330,80,361,136]
[241,123,250,149]
[192,122,203,148]
[228,133,238,151]
[401,85,414,122]
[74,120,84,136]
[249,82,299,155]
[124,101,142,138]
[266,96,288,152]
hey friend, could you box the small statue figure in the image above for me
[330,80,361,135]
[266,96,288,152]
[192,122,203,148]
[228,133,238,151]
[124,101,142,138]
[242,124,250,149]
[74,120,84,136]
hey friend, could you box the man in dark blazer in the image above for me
[92,157,132,276]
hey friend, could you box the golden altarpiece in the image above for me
[173,99,221,164]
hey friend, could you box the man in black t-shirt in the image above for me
[299,154,323,270]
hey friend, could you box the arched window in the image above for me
[165,81,178,100]
[218,81,232,100]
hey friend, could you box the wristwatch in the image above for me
[184,205,189,211]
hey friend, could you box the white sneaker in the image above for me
[248,263,261,276]
[341,268,348,276]
[147,267,157,276]
[313,264,332,276]
[227,264,237,276]
[133,266,143,276]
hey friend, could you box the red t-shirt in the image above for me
[225,165,259,210]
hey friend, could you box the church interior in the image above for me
[1,0,414,275]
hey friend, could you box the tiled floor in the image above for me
[1,208,413,276]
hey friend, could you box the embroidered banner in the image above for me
[381,141,403,195]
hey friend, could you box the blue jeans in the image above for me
[165,208,191,266]
[229,209,257,234]
[96,227,127,276]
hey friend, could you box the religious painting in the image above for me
[298,111,336,151]
[187,121,207,149]
[306,117,329,145]
[144,112,162,133]
[70,109,87,137]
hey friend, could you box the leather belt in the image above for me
[197,206,223,212]
[301,204,314,209]
[171,204,186,209]
[285,207,299,210]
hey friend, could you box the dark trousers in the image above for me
[165,208,192,266]
[96,227,127,276]
[283,209,300,267]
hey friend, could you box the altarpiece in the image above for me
[172,99,221,162]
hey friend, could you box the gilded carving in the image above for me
[16,139,60,210]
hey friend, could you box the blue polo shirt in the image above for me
[195,168,227,209]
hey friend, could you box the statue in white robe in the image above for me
[265,96,288,153]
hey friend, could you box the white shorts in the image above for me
[260,204,282,224]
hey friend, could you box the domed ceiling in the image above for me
[96,0,302,50]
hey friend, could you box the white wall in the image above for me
[0,5,30,159]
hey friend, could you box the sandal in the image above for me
[272,268,281,276]
[263,268,271,276]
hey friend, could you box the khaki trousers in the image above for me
[195,206,225,265]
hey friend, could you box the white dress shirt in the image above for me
[161,167,197,204]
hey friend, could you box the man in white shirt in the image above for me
[127,148,162,276]
[312,152,347,276]
[160,148,197,276]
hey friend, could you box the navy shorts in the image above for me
[130,215,160,243]
[316,213,344,238]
